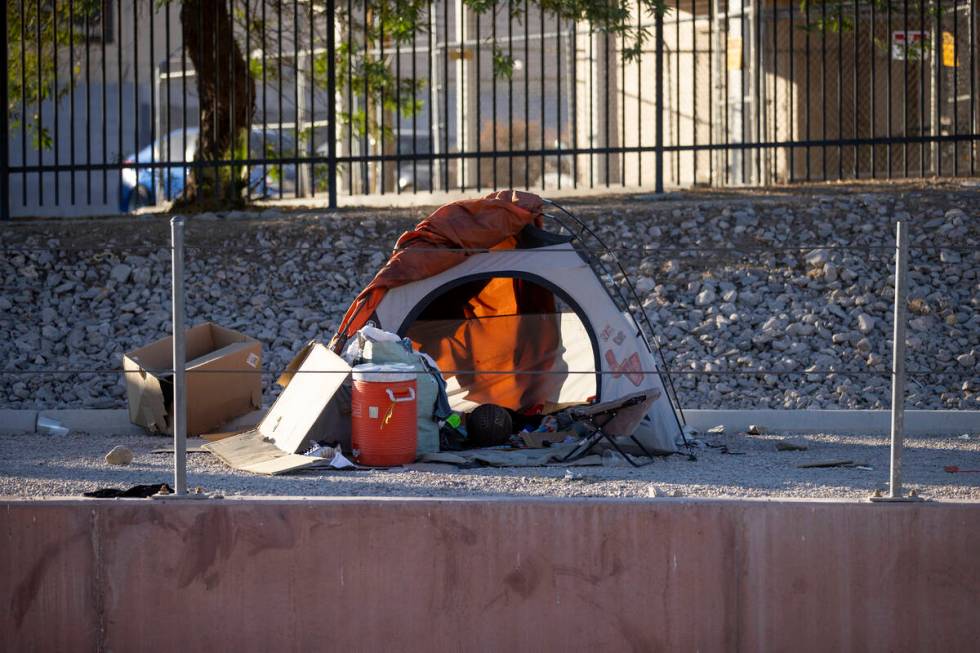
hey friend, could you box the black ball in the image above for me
[467,404,513,447]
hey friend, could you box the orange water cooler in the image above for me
[351,363,418,466]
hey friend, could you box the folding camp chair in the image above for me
[559,390,661,467]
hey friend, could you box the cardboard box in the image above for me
[123,323,262,436]
[205,343,351,475]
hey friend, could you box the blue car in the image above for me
[119,128,298,211]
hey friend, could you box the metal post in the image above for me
[655,9,664,194]
[171,217,187,495]
[889,220,908,497]
[326,0,338,209]
[1,4,10,222]
[872,220,920,502]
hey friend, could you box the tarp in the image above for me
[332,190,545,345]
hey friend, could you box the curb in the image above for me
[1,409,145,436]
[684,409,980,436]
[1,408,977,436]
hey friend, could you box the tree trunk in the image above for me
[173,0,255,211]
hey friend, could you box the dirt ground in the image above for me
[2,428,978,501]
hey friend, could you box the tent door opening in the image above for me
[398,273,600,414]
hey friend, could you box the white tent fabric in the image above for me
[371,242,682,450]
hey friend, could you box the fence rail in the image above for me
[3,0,980,219]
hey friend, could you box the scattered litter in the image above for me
[302,441,356,470]
[704,442,744,455]
[646,485,662,498]
[854,465,874,471]
[706,425,726,435]
[797,460,854,469]
[37,416,70,436]
[304,442,336,458]
[775,438,809,452]
[944,465,980,474]
[104,445,134,466]
[328,450,356,470]
[562,469,581,481]
[958,434,972,440]
[746,424,768,435]
[83,483,172,498]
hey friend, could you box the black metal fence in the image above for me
[2,0,978,218]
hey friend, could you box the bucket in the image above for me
[351,363,418,466]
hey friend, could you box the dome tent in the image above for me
[331,190,684,451]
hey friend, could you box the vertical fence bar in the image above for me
[972,0,977,175]
[918,0,925,176]
[54,0,60,206]
[0,0,8,221]
[171,216,187,496]
[804,0,810,180]
[20,0,27,206]
[380,3,386,194]
[655,8,664,194]
[621,15,626,187]
[852,0,858,178]
[933,0,941,176]
[540,6,545,190]
[952,0,959,175]
[887,0,893,178]
[871,0,876,178]
[888,219,909,499]
[327,0,338,208]
[674,8,679,184]
[69,0,76,205]
[89,2,97,205]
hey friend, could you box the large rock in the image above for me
[109,263,132,284]
[857,313,876,334]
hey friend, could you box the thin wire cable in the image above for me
[0,367,972,378]
[2,243,976,255]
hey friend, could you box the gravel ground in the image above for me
[1,181,978,412]
[2,430,978,500]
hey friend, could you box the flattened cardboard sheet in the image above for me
[205,430,328,475]
[204,343,351,475]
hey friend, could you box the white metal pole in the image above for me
[888,219,908,498]
[171,216,187,495]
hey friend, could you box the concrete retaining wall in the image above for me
[2,498,978,651]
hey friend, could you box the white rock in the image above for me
[695,288,717,306]
[957,352,976,368]
[105,445,134,466]
[805,249,829,267]
[857,313,876,334]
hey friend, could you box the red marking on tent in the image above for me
[605,350,644,387]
